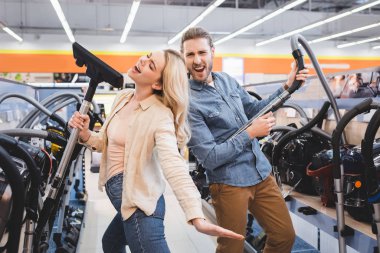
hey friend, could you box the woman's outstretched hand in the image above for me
[191,218,244,240]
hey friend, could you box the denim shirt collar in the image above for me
[190,72,216,91]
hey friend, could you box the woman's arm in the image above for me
[155,112,244,240]
[155,113,204,222]
[69,89,132,152]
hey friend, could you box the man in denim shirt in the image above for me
[181,27,309,253]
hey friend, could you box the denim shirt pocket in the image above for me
[206,105,221,118]
[203,102,222,125]
[230,92,244,111]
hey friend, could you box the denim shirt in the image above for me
[188,72,284,187]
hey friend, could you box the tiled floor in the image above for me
[76,152,217,253]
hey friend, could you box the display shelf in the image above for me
[284,97,380,110]
[285,186,377,252]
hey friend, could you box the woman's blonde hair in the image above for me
[160,49,190,148]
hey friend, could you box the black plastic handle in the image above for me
[72,42,124,88]
[287,49,305,94]
[247,90,262,101]
[47,130,67,147]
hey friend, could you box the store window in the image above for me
[222,57,244,85]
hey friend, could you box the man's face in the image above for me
[182,38,214,83]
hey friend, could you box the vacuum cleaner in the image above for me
[33,42,123,253]
[361,106,380,253]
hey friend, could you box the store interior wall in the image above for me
[1,1,380,143]
[1,33,379,83]
[1,33,379,144]
[1,2,380,82]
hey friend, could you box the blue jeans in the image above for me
[102,173,170,253]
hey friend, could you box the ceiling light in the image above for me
[120,0,141,43]
[310,22,380,44]
[168,0,226,45]
[256,0,380,47]
[214,0,307,45]
[337,36,380,48]
[50,0,75,43]
[100,27,115,32]
[373,45,380,49]
[0,22,23,42]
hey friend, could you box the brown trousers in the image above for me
[210,176,295,253]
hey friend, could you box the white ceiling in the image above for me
[0,0,380,47]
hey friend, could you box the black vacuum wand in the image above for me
[227,35,305,141]
[49,42,123,200]
[34,42,123,252]
[291,34,346,144]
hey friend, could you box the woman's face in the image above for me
[128,51,166,89]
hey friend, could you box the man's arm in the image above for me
[188,107,252,171]
[229,62,298,120]
[236,80,285,120]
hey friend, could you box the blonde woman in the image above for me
[69,49,243,253]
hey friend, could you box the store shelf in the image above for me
[285,186,377,253]
[285,97,380,110]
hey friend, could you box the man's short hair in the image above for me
[180,27,214,52]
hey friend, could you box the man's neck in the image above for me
[189,72,213,84]
[206,73,213,84]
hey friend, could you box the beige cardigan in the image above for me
[83,89,204,222]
